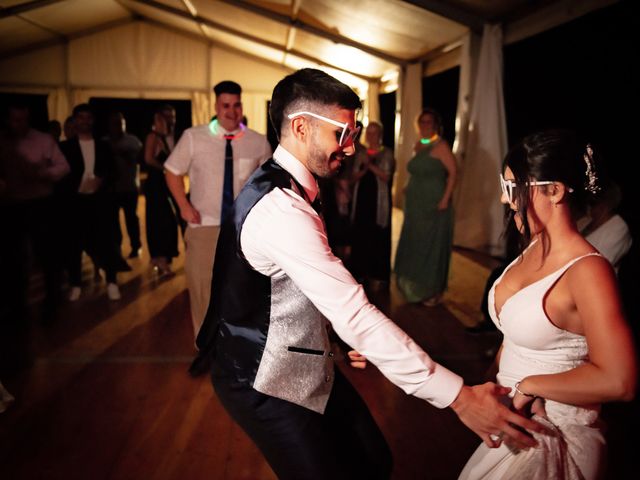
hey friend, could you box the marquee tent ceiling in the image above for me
[1,0,566,80]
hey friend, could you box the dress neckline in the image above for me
[493,241,600,322]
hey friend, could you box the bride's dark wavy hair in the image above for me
[503,130,599,257]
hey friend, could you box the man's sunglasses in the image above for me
[287,111,361,147]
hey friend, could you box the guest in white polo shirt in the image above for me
[165,81,271,351]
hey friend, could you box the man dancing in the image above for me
[196,69,542,479]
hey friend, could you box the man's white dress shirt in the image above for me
[240,145,464,409]
[164,122,271,227]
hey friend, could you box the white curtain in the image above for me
[191,91,213,127]
[46,87,71,124]
[393,62,422,208]
[367,80,380,124]
[453,24,508,257]
[452,32,480,161]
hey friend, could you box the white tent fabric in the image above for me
[367,81,380,124]
[451,31,479,160]
[0,21,296,133]
[393,62,423,209]
[453,24,508,256]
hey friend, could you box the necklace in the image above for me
[209,118,246,139]
[420,134,439,145]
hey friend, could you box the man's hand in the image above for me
[436,197,449,211]
[450,383,546,449]
[347,350,367,369]
[180,203,201,224]
[84,176,102,192]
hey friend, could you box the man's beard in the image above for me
[308,134,343,178]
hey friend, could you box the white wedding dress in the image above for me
[459,251,606,480]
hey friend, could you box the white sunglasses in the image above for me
[287,111,361,147]
[499,174,573,204]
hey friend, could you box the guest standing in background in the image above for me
[165,80,270,353]
[577,180,632,273]
[395,108,457,306]
[0,103,70,316]
[319,120,363,263]
[104,111,143,259]
[143,105,180,277]
[350,121,395,290]
[59,104,122,301]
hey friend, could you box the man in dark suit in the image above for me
[59,104,123,301]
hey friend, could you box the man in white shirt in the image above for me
[195,69,542,479]
[165,81,271,346]
[578,181,632,273]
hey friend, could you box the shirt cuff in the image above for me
[163,163,183,176]
[414,363,464,409]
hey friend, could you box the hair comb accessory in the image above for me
[583,144,601,194]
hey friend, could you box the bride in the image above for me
[459,131,637,479]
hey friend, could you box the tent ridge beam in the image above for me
[141,15,372,81]
[0,0,65,19]
[216,0,406,66]
[131,0,375,81]
[401,0,485,32]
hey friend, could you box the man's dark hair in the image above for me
[269,68,361,137]
[213,80,242,97]
[72,103,93,117]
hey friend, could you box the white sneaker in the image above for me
[68,286,81,302]
[107,283,121,301]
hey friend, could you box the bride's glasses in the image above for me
[499,174,572,204]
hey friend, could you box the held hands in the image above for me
[347,350,367,369]
[450,382,547,450]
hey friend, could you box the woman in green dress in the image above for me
[395,108,457,306]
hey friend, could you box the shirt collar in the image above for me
[272,145,318,203]
[208,119,244,138]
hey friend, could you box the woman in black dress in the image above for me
[143,111,179,277]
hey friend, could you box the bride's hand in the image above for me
[512,390,535,412]
[513,392,547,419]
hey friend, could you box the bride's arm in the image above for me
[514,256,637,406]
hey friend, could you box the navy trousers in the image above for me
[212,365,393,480]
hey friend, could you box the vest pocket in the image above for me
[287,346,325,356]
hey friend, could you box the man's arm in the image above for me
[163,130,201,224]
[165,171,201,224]
[241,188,543,448]
[43,137,70,181]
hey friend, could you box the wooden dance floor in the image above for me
[0,208,635,479]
